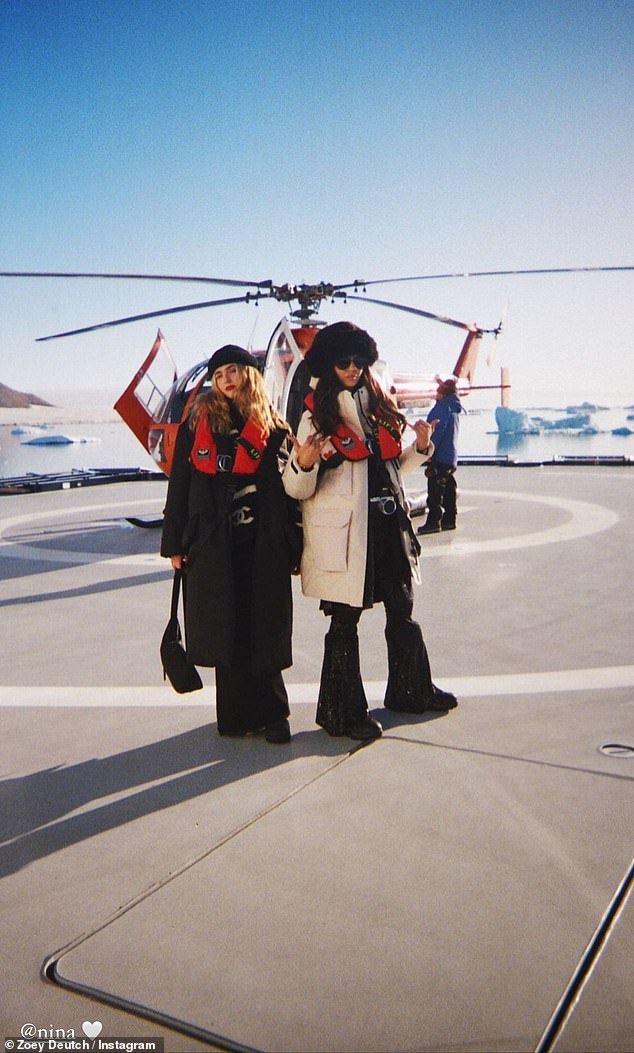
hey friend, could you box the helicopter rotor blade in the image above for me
[35,295,253,341]
[8,265,633,341]
[334,265,634,290]
[0,270,273,289]
[341,293,477,332]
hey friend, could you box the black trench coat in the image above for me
[160,420,301,674]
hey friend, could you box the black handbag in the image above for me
[160,570,203,693]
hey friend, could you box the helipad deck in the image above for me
[1,465,632,1052]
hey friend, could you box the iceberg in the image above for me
[20,435,100,446]
[495,406,601,436]
[495,407,539,435]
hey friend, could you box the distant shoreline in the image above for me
[1,400,632,431]
[0,404,120,427]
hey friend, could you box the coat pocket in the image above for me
[310,507,352,572]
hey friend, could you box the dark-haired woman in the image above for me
[161,345,301,743]
[283,322,457,741]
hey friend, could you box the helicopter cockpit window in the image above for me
[160,363,209,423]
[285,359,312,434]
[264,328,302,421]
[130,333,179,419]
[134,363,175,417]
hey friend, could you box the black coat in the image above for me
[161,420,301,673]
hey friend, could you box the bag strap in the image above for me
[170,569,182,621]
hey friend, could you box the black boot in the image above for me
[347,714,383,741]
[428,685,458,710]
[418,519,442,534]
[384,619,436,712]
[316,615,370,736]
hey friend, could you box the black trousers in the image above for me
[316,511,435,734]
[215,666,289,735]
[215,538,289,735]
[426,462,457,527]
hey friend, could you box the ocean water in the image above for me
[0,419,157,479]
[0,406,633,480]
[455,405,634,462]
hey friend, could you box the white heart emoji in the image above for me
[82,1021,103,1039]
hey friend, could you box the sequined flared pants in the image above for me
[316,517,435,734]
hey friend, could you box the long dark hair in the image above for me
[312,367,407,437]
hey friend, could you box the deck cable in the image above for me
[534,856,634,1052]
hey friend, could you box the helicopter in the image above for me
[2,266,632,475]
[112,290,503,476]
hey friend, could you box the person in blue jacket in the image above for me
[418,377,464,533]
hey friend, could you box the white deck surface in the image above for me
[1,466,632,1052]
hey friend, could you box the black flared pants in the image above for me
[316,512,435,735]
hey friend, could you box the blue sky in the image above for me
[1,0,633,406]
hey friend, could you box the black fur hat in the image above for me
[207,344,259,379]
[304,322,378,378]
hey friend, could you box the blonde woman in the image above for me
[161,345,301,742]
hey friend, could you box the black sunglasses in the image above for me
[334,355,370,370]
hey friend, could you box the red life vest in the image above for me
[304,392,402,462]
[190,415,269,475]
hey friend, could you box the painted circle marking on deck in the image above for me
[419,489,619,557]
[0,488,620,567]
[0,497,166,567]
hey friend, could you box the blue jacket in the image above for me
[427,393,464,468]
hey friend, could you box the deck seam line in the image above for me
[44,745,368,1050]
[49,747,357,956]
[385,734,634,782]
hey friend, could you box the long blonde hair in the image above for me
[189,364,287,436]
